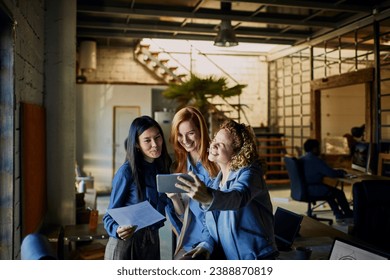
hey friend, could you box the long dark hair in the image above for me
[127,116,172,199]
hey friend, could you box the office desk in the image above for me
[64,223,108,242]
[298,216,350,239]
[278,216,356,260]
[323,173,390,190]
[63,223,108,259]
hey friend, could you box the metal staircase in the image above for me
[134,41,188,84]
[133,39,246,123]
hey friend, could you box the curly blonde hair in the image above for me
[220,119,259,171]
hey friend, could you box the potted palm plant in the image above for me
[162,74,247,125]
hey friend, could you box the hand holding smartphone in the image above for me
[156,173,194,193]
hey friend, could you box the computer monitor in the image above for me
[351,141,371,173]
[329,238,389,260]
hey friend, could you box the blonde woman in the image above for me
[177,119,278,260]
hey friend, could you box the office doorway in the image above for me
[321,84,366,139]
[310,68,374,143]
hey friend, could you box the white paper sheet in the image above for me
[107,201,165,231]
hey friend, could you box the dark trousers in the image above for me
[104,228,160,260]
[309,184,353,218]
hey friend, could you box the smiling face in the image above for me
[177,120,201,159]
[137,126,163,162]
[208,128,235,167]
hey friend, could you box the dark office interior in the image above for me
[1,0,390,261]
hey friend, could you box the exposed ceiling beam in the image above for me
[77,4,340,28]
[77,21,310,40]
[268,8,390,61]
[76,1,390,50]
[224,0,371,13]
[77,30,296,45]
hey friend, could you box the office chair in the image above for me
[284,156,333,225]
[352,180,390,254]
[21,233,57,260]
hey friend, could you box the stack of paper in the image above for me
[107,201,165,231]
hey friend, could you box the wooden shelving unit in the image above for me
[256,135,296,185]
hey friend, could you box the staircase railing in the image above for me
[134,39,248,123]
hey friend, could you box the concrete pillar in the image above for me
[44,0,76,225]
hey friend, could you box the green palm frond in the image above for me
[162,74,247,109]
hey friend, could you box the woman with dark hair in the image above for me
[168,106,219,259]
[103,115,172,260]
[176,119,278,260]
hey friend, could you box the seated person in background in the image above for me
[300,139,353,223]
[351,124,365,140]
[344,124,365,156]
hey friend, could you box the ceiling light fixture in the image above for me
[214,2,238,47]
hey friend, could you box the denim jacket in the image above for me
[200,161,278,259]
[103,161,168,238]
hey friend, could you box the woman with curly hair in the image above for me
[176,119,278,260]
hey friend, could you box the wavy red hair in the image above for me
[170,106,219,177]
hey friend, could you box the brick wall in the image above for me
[81,45,268,127]
[0,0,45,260]
[82,47,163,84]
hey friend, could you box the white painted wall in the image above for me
[82,47,162,84]
[76,84,165,192]
[189,52,268,126]
[82,44,268,127]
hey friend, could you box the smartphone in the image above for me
[156,173,194,193]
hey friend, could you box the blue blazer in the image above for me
[103,161,167,238]
[201,161,278,259]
